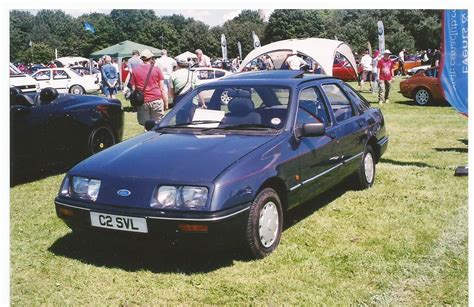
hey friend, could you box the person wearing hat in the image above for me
[377,49,396,104]
[130,49,169,126]
[169,57,197,106]
[285,50,307,70]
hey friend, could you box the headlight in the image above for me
[151,185,209,210]
[59,176,101,201]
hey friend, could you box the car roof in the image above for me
[203,70,335,87]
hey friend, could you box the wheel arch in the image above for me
[258,177,288,212]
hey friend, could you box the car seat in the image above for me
[39,87,59,105]
[14,94,35,107]
[221,90,261,125]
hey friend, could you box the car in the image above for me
[11,87,124,171]
[31,68,100,95]
[192,67,232,86]
[10,63,39,93]
[70,66,102,83]
[399,66,445,106]
[332,59,362,81]
[407,64,430,75]
[54,70,388,259]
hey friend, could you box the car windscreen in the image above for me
[159,85,291,132]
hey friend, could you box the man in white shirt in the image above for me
[398,48,406,76]
[286,50,306,70]
[155,49,177,90]
[359,50,373,92]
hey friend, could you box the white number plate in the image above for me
[90,212,148,233]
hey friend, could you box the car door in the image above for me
[294,85,339,204]
[50,69,71,93]
[320,82,367,176]
[32,70,52,90]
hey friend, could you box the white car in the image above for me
[192,67,232,101]
[31,68,100,95]
[10,63,39,93]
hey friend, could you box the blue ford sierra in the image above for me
[55,70,388,258]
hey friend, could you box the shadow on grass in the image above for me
[393,100,449,107]
[48,183,350,274]
[379,157,444,170]
[433,147,468,154]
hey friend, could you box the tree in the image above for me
[16,42,54,64]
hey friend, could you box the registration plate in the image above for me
[90,212,148,233]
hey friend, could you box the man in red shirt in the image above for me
[131,49,169,126]
[377,49,395,104]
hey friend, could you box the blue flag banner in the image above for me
[440,10,468,116]
[83,22,96,33]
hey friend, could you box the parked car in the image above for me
[407,64,431,75]
[31,68,100,95]
[55,70,388,259]
[399,66,445,106]
[332,59,362,81]
[70,66,102,82]
[10,63,39,93]
[11,87,123,168]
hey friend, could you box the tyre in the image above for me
[87,125,116,155]
[414,88,431,106]
[244,187,283,259]
[70,85,84,95]
[355,145,376,190]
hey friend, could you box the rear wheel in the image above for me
[87,125,116,155]
[70,85,84,95]
[355,145,376,190]
[244,188,283,259]
[414,88,431,106]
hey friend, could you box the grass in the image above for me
[10,77,468,305]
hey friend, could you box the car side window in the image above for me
[340,83,369,113]
[34,71,51,81]
[296,87,330,128]
[321,84,355,123]
[53,70,70,80]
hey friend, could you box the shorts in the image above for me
[137,99,165,126]
[361,70,372,81]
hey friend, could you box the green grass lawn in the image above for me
[10,77,468,304]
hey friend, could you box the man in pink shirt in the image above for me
[377,49,395,104]
[131,49,169,126]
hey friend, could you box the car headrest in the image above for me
[227,89,251,99]
[10,87,22,106]
[14,94,35,107]
[40,87,59,104]
[228,97,255,115]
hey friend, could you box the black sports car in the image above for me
[10,87,124,176]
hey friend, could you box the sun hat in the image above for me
[140,49,155,59]
[384,49,391,54]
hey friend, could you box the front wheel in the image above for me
[87,125,116,155]
[355,145,376,190]
[243,188,283,259]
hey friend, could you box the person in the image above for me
[398,48,406,76]
[231,56,240,72]
[377,49,395,104]
[131,49,168,126]
[169,58,196,105]
[101,55,118,99]
[285,50,306,70]
[264,55,274,70]
[121,58,129,83]
[155,49,177,90]
[420,50,429,65]
[128,50,143,71]
[371,50,381,94]
[359,50,373,92]
[195,49,211,67]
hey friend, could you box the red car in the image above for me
[332,59,362,81]
[399,67,445,106]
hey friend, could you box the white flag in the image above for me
[221,34,228,60]
[252,31,261,49]
[377,21,385,53]
[237,41,242,59]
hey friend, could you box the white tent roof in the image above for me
[175,51,197,61]
[239,38,357,76]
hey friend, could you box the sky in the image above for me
[25,9,274,27]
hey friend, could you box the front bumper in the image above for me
[55,198,250,242]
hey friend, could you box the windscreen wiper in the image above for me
[155,120,222,130]
[202,123,278,131]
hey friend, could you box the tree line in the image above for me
[10,9,442,64]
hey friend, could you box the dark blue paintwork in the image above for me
[55,72,388,238]
[11,89,124,165]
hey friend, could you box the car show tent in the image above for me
[239,38,358,76]
[175,51,198,61]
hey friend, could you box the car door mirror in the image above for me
[295,123,326,138]
[144,120,157,131]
